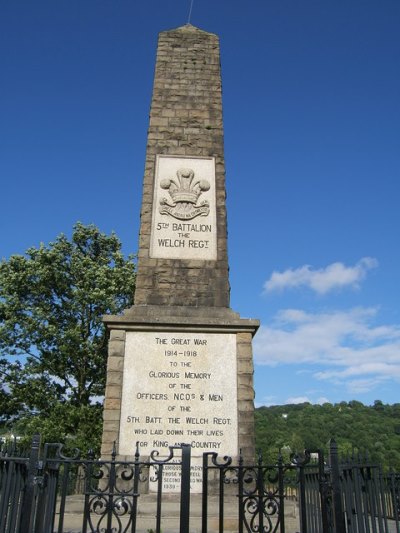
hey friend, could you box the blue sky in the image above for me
[1,1,399,407]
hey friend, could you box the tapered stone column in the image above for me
[101,24,259,491]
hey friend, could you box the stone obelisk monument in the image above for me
[101,24,259,490]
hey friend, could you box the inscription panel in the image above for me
[119,332,238,461]
[150,155,217,260]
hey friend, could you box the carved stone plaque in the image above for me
[118,331,238,466]
[150,155,217,260]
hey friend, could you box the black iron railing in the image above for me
[1,435,399,532]
[201,450,310,533]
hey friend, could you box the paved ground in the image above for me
[55,494,400,532]
[56,493,300,532]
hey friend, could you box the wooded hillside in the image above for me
[255,401,400,471]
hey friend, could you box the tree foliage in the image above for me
[255,401,400,471]
[0,223,135,452]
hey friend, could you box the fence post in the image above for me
[317,449,330,533]
[328,439,346,533]
[277,453,285,533]
[19,433,41,533]
[298,460,307,533]
[180,444,191,533]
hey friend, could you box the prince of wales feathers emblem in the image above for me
[159,168,210,220]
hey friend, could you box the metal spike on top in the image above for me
[135,441,140,461]
[111,441,117,460]
[257,449,263,466]
[187,0,194,24]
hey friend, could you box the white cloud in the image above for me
[285,396,311,404]
[316,397,330,405]
[254,307,400,394]
[264,257,378,295]
[284,396,330,405]
[255,395,277,407]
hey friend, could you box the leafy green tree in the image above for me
[255,401,400,471]
[0,223,135,452]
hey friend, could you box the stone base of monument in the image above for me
[54,493,300,533]
[102,305,259,467]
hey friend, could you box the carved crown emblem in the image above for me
[159,168,210,220]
